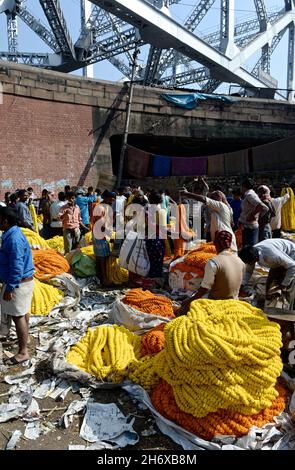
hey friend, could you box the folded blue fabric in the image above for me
[152,155,171,177]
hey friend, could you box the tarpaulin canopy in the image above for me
[161,93,236,110]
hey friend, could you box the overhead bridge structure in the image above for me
[0,0,295,100]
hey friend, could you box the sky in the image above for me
[0,0,291,93]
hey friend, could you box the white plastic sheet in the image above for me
[109,298,171,335]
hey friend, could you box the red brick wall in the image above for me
[0,94,96,197]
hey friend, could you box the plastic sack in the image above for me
[169,255,203,291]
[70,252,96,278]
[119,231,150,277]
[109,298,171,335]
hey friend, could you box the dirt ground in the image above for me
[0,335,182,451]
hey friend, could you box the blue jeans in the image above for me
[242,227,258,247]
[259,224,272,242]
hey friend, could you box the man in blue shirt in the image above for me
[15,189,34,230]
[75,187,97,229]
[0,207,34,365]
[227,187,242,231]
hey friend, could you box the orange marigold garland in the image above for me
[140,323,166,357]
[32,248,71,280]
[123,289,175,318]
[151,379,288,441]
[171,243,217,278]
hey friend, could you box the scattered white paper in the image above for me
[22,398,40,422]
[5,430,22,450]
[33,379,57,399]
[24,421,41,440]
[79,400,138,447]
[48,379,71,401]
[69,442,115,450]
[59,399,87,428]
[4,366,35,385]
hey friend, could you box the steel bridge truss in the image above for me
[0,0,294,100]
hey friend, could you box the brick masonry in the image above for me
[1,61,295,196]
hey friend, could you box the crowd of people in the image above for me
[0,177,295,364]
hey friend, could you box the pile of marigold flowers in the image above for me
[123,289,175,318]
[151,379,288,440]
[140,323,166,356]
[170,243,217,279]
[66,294,287,441]
[128,299,287,439]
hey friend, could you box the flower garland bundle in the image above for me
[281,187,295,231]
[128,354,160,391]
[151,379,287,440]
[80,245,96,259]
[106,257,129,285]
[30,278,64,316]
[67,325,141,383]
[170,243,217,278]
[128,299,282,417]
[123,289,175,318]
[46,236,64,254]
[140,323,166,356]
[32,248,71,280]
[21,228,49,250]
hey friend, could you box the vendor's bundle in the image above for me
[67,325,141,382]
[140,323,166,356]
[46,236,64,254]
[106,256,129,285]
[151,380,287,440]
[128,299,283,418]
[123,289,175,318]
[177,243,217,277]
[32,248,71,280]
[30,278,64,316]
[21,228,49,250]
[169,243,217,291]
[281,187,295,231]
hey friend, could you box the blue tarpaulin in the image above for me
[161,93,236,110]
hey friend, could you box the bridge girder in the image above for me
[0,0,294,100]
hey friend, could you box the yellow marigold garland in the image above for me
[29,204,39,234]
[30,278,64,316]
[106,256,129,285]
[67,324,141,383]
[21,228,49,250]
[46,236,64,254]
[281,187,295,231]
[127,299,283,417]
[84,231,93,245]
